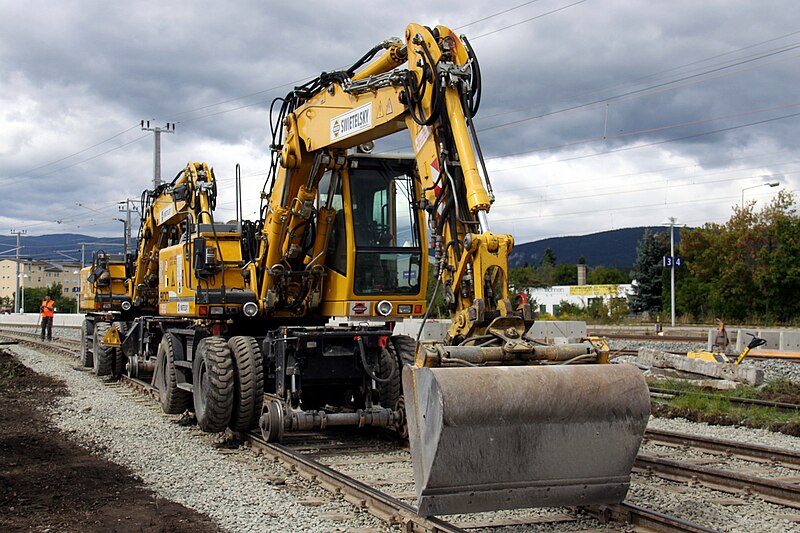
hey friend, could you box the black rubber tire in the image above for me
[193,336,234,433]
[157,334,191,415]
[378,343,401,409]
[80,318,94,368]
[227,336,265,432]
[92,322,113,377]
[381,335,416,439]
[379,335,416,408]
[112,321,129,378]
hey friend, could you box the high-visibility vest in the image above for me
[41,300,55,318]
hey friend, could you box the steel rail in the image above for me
[0,330,78,359]
[585,502,721,533]
[245,432,467,533]
[635,454,800,509]
[0,327,767,532]
[0,329,461,532]
[600,333,707,343]
[645,428,800,466]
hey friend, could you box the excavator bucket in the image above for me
[402,363,650,516]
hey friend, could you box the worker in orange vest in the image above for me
[40,295,55,341]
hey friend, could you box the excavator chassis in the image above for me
[259,326,405,441]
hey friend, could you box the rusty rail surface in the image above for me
[646,428,800,465]
[635,454,800,510]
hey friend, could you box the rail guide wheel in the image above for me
[260,399,284,442]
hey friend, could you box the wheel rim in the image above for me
[158,351,168,396]
[196,359,208,420]
[260,400,283,442]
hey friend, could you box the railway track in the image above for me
[5,328,800,531]
[602,333,707,343]
[637,429,800,510]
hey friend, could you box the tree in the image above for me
[508,264,546,289]
[552,264,577,285]
[588,266,631,284]
[540,247,557,267]
[678,190,800,322]
[23,283,76,315]
[629,229,668,315]
[755,215,800,321]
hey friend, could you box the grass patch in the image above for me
[671,391,734,414]
[649,377,800,437]
[0,357,25,383]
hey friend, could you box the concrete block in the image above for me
[392,318,451,342]
[637,347,763,386]
[735,329,760,352]
[525,321,587,343]
[0,312,83,327]
[650,369,740,390]
[757,330,781,350]
[781,331,800,352]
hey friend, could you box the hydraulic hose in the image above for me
[357,336,395,383]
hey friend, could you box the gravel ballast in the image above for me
[7,332,800,532]
[8,345,394,533]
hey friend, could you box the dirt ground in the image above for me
[0,349,223,533]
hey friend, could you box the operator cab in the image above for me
[319,154,427,317]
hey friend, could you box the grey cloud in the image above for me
[0,0,797,242]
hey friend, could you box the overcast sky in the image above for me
[1,0,797,256]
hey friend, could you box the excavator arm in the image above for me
[128,162,217,309]
[258,25,511,335]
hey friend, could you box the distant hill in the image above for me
[0,233,125,264]
[509,227,681,269]
[2,226,678,269]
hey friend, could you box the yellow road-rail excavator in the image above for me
[79,161,260,387]
[245,23,649,515]
[91,23,650,517]
[79,249,131,372]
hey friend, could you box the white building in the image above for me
[0,259,82,303]
[524,284,634,316]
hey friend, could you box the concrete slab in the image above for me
[525,321,587,343]
[0,313,83,327]
[392,318,451,342]
[757,330,781,350]
[735,329,761,351]
[638,347,763,386]
[781,331,800,351]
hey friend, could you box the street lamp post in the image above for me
[741,181,780,206]
[18,273,27,313]
[668,217,676,327]
[73,270,81,313]
[114,218,128,256]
